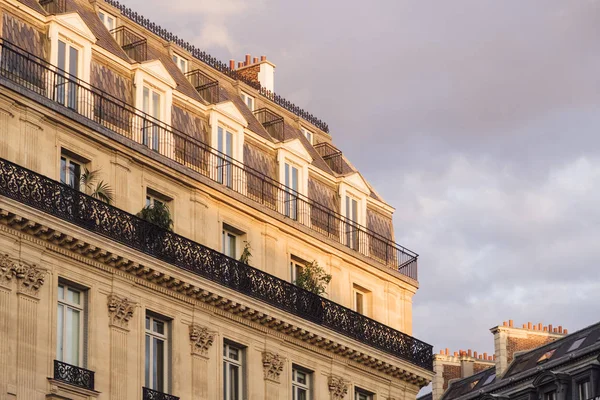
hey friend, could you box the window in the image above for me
[292,366,311,400]
[172,53,188,74]
[223,341,244,400]
[301,127,313,145]
[482,374,495,386]
[142,86,162,151]
[578,381,590,400]
[568,337,586,352]
[544,392,556,400]
[217,126,234,187]
[145,314,169,393]
[241,92,254,111]
[345,195,359,250]
[222,228,238,259]
[57,282,85,367]
[57,39,80,110]
[60,154,82,190]
[146,193,165,209]
[353,285,370,316]
[355,388,373,400]
[98,10,116,32]
[290,257,307,284]
[284,162,299,220]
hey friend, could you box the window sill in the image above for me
[47,378,100,400]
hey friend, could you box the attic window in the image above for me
[253,108,284,141]
[301,127,313,144]
[98,10,116,32]
[172,53,188,74]
[482,374,495,386]
[241,92,254,111]
[537,349,556,364]
[111,26,147,62]
[40,0,66,14]
[567,337,586,352]
[186,70,219,104]
[314,142,344,174]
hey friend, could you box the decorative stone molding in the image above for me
[189,324,216,357]
[107,294,135,329]
[0,253,46,295]
[328,375,349,399]
[262,351,285,382]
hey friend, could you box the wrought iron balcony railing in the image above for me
[253,108,284,141]
[53,360,95,390]
[0,39,418,280]
[39,0,66,14]
[0,158,433,370]
[314,142,344,175]
[110,26,147,62]
[185,69,219,104]
[143,387,179,400]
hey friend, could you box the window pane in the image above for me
[145,316,150,330]
[71,161,81,190]
[230,364,239,400]
[58,41,66,70]
[223,361,227,399]
[152,91,160,119]
[225,131,232,157]
[155,338,164,391]
[143,87,149,113]
[153,319,164,335]
[145,335,150,387]
[57,304,64,361]
[66,308,80,365]
[228,234,236,258]
[292,167,298,191]
[68,288,80,305]
[228,346,238,361]
[69,46,79,78]
[298,388,307,400]
[60,158,67,184]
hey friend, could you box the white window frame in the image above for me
[172,53,188,74]
[241,92,254,111]
[60,154,82,190]
[98,10,116,32]
[292,365,311,400]
[57,282,85,367]
[141,84,164,152]
[290,257,307,285]
[216,126,235,188]
[352,284,370,316]
[301,127,313,145]
[283,161,300,220]
[577,381,590,400]
[222,228,238,259]
[145,314,170,393]
[48,15,94,84]
[355,388,374,400]
[223,341,244,400]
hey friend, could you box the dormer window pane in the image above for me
[172,53,187,73]
[98,11,116,32]
[241,92,254,111]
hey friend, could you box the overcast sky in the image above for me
[121,0,600,356]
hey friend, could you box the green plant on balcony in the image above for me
[295,260,332,296]
[136,202,173,231]
[239,241,252,265]
[80,168,114,204]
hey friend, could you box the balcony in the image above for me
[0,39,418,281]
[0,158,433,370]
[314,142,344,174]
[143,387,179,400]
[111,26,147,62]
[53,360,95,390]
[186,69,219,104]
[39,0,66,14]
[253,107,284,141]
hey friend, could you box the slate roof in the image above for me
[442,321,600,400]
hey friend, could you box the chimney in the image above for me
[229,59,235,70]
[490,320,567,377]
[432,348,495,400]
[233,54,276,93]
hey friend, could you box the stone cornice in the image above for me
[0,204,432,387]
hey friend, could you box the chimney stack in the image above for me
[229,59,235,70]
[232,54,276,93]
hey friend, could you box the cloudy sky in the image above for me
[121,0,600,356]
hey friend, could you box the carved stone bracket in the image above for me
[262,351,285,383]
[189,324,216,357]
[0,253,46,295]
[328,375,349,400]
[107,294,135,329]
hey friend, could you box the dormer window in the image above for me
[172,53,187,74]
[57,39,81,110]
[284,162,299,219]
[142,85,163,151]
[98,10,116,32]
[301,127,313,144]
[241,92,254,111]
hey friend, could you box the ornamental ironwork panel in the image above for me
[39,0,66,14]
[143,387,179,400]
[185,69,219,104]
[0,158,433,370]
[53,360,95,390]
[111,26,147,62]
[0,39,419,280]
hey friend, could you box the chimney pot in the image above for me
[261,55,267,61]
[474,351,478,358]
[564,329,568,334]
[503,321,508,327]
[538,323,543,330]
[468,349,472,357]
[533,325,537,331]
[454,352,458,356]
[523,324,527,328]
[483,352,488,359]
[253,57,258,64]
[558,326,563,333]
[543,327,548,332]
[230,59,235,70]
[245,54,251,65]
[553,328,557,333]
[509,319,514,327]
[549,324,553,332]
[446,348,450,355]
[528,322,532,330]
[440,350,444,355]
[238,62,243,68]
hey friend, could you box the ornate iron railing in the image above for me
[111,26,148,62]
[0,158,433,370]
[253,107,284,141]
[0,39,419,280]
[143,387,179,400]
[53,360,95,390]
[39,0,66,14]
[102,0,329,133]
[185,69,219,104]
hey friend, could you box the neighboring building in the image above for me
[439,321,600,400]
[0,0,433,399]
[427,321,569,400]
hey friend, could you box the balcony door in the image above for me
[142,86,161,151]
[284,163,298,220]
[345,195,359,250]
[56,40,79,110]
[217,127,233,188]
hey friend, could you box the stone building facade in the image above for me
[0,0,433,399]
